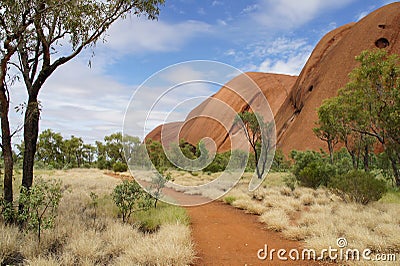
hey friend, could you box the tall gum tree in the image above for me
[0,1,41,204]
[12,0,164,192]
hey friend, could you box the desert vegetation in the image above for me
[0,0,399,264]
[0,169,194,265]
[222,172,400,264]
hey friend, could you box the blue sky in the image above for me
[10,0,396,144]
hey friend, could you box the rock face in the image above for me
[146,2,400,154]
[146,73,296,152]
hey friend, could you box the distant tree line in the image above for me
[5,130,130,172]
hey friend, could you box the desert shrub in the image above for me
[18,178,63,243]
[223,196,236,205]
[112,161,128,172]
[332,148,353,175]
[204,152,230,173]
[291,150,335,188]
[283,174,298,191]
[151,172,171,208]
[112,180,151,223]
[0,199,15,223]
[134,203,189,233]
[271,149,291,172]
[329,170,387,204]
[97,155,111,170]
[298,161,336,189]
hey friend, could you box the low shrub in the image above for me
[112,161,128,173]
[134,203,190,233]
[112,180,151,223]
[329,170,387,205]
[291,150,335,189]
[223,196,236,205]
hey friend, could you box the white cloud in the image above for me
[259,52,310,75]
[8,59,134,143]
[212,1,223,6]
[257,37,312,75]
[217,19,227,26]
[197,7,206,15]
[251,0,356,29]
[104,17,211,56]
[160,65,208,85]
[356,11,369,21]
[242,4,259,14]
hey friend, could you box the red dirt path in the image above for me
[108,173,329,265]
[187,201,327,266]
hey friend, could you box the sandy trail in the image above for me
[186,201,330,266]
[109,173,328,265]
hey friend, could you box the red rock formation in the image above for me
[276,2,400,154]
[146,2,400,155]
[146,73,297,152]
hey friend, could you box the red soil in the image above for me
[108,173,331,265]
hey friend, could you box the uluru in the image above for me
[146,2,400,155]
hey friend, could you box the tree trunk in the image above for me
[21,99,40,190]
[0,91,14,204]
[388,155,400,187]
[252,144,262,179]
[363,144,369,171]
[328,140,334,164]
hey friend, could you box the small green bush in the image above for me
[97,156,111,170]
[18,178,63,242]
[329,170,388,205]
[291,150,335,188]
[134,203,189,233]
[271,149,291,172]
[298,161,336,189]
[112,180,151,223]
[223,196,236,205]
[112,161,128,173]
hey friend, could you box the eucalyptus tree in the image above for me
[0,0,44,203]
[9,0,164,191]
[234,111,275,179]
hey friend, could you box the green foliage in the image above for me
[290,150,334,189]
[96,155,111,170]
[151,172,171,208]
[315,49,400,184]
[112,161,128,173]
[234,111,275,179]
[36,129,64,169]
[18,178,63,243]
[329,170,388,205]
[223,196,236,205]
[313,98,341,163]
[134,203,190,233]
[271,149,290,172]
[298,161,336,189]
[379,189,400,204]
[31,130,97,169]
[332,148,354,175]
[89,192,99,228]
[145,139,171,171]
[204,151,230,173]
[112,180,151,223]
[283,174,298,191]
[0,198,15,223]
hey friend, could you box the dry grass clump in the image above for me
[259,209,290,232]
[115,224,194,266]
[232,198,267,215]
[0,169,195,265]
[222,172,400,262]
